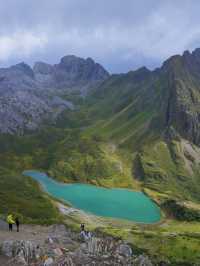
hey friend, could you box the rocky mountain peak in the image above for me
[58,54,109,81]
[10,62,34,78]
[163,49,200,74]
[192,47,200,57]
[33,61,53,75]
[161,54,183,73]
[86,57,95,64]
[59,55,82,65]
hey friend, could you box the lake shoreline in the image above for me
[23,169,161,224]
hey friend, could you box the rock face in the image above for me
[33,55,109,95]
[0,56,109,134]
[162,49,200,145]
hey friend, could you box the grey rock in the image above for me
[1,240,43,263]
[132,255,153,266]
[117,243,132,257]
[2,240,13,257]
[44,257,54,266]
[52,247,63,257]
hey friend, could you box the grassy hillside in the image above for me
[134,140,200,202]
[0,129,67,223]
[0,168,61,224]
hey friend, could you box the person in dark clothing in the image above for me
[15,217,20,232]
[9,223,12,231]
[80,223,85,231]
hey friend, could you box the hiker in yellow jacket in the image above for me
[7,214,15,231]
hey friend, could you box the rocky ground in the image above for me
[0,221,154,266]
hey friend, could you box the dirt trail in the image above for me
[0,220,51,243]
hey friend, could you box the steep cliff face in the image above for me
[162,49,200,145]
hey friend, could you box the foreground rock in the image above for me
[0,224,153,266]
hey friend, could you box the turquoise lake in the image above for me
[23,170,161,223]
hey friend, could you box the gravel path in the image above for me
[0,220,51,243]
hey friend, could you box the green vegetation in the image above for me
[134,140,200,203]
[162,199,200,221]
[0,168,61,224]
[48,134,122,184]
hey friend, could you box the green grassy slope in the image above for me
[0,168,60,224]
[0,129,67,223]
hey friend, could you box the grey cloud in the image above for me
[0,0,200,72]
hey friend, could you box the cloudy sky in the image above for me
[0,0,200,73]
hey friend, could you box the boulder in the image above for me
[133,255,153,266]
[1,240,42,263]
[117,243,132,257]
[44,257,54,266]
[53,247,63,257]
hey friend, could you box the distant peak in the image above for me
[183,50,191,57]
[137,66,150,73]
[60,55,82,65]
[34,61,51,66]
[161,54,182,70]
[33,61,53,74]
[192,47,200,57]
[58,55,109,77]
[60,55,97,66]
[14,62,31,69]
[11,62,34,78]
[86,57,95,63]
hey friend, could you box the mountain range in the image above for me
[1,49,200,219]
[0,56,109,133]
